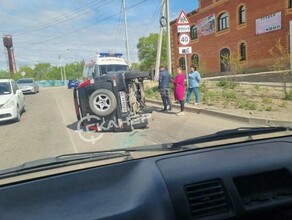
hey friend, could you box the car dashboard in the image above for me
[1,135,292,220]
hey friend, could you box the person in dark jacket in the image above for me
[159,66,172,111]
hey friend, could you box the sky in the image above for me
[0,0,198,71]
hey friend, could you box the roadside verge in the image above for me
[146,98,292,127]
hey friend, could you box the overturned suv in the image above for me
[74,71,151,132]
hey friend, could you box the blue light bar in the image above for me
[99,53,123,57]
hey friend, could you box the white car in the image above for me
[17,78,39,94]
[0,79,26,122]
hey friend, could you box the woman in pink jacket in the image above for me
[172,67,185,116]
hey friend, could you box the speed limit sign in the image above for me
[179,33,190,46]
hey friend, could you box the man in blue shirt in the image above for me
[186,65,201,105]
[159,66,172,111]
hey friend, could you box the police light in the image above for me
[99,53,123,57]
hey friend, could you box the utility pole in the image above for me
[154,0,166,81]
[165,0,172,74]
[122,0,130,68]
[290,21,292,72]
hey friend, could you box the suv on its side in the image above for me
[74,53,152,132]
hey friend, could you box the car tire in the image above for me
[89,89,117,117]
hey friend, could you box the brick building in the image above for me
[170,0,292,76]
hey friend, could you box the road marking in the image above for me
[55,98,78,154]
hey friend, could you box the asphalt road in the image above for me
[0,87,250,171]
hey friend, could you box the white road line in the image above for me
[55,98,78,154]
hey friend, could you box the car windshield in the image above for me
[99,64,129,75]
[0,0,291,183]
[0,82,11,95]
[17,79,33,84]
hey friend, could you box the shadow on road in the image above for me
[67,121,78,131]
[151,105,181,115]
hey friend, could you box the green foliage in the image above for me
[202,91,219,106]
[254,84,260,91]
[286,90,292,100]
[269,38,292,100]
[216,79,238,89]
[222,89,237,101]
[0,70,11,79]
[237,99,257,110]
[145,86,160,99]
[130,63,140,70]
[265,106,273,111]
[137,32,167,71]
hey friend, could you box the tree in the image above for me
[137,32,167,71]
[0,70,10,79]
[34,63,52,80]
[220,52,243,88]
[269,38,292,100]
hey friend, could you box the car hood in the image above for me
[0,94,13,105]
[18,83,34,87]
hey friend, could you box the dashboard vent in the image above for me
[185,179,230,218]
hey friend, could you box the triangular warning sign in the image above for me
[176,10,190,25]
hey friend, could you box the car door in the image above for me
[12,81,24,109]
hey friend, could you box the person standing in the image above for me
[159,66,172,112]
[186,65,201,105]
[172,66,185,116]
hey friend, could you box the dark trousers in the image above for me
[160,88,172,110]
[179,100,184,111]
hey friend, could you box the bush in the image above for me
[145,86,160,99]
[265,106,273,111]
[286,90,292,100]
[216,79,238,89]
[237,99,257,110]
[222,89,237,101]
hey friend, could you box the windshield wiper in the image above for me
[0,151,131,179]
[169,126,292,150]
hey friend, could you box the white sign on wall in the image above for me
[256,12,281,35]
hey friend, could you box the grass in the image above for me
[144,80,290,114]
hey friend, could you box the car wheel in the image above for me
[89,89,117,116]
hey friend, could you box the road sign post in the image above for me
[176,10,191,86]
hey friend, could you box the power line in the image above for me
[12,0,114,35]
[17,0,148,48]
[111,2,123,52]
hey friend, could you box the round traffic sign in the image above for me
[179,33,190,46]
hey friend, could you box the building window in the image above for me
[192,54,199,67]
[289,0,292,8]
[190,25,198,40]
[218,12,229,31]
[240,43,246,61]
[239,5,246,24]
[179,57,186,70]
[220,48,230,72]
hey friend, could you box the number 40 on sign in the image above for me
[179,33,190,46]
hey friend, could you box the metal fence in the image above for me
[36,80,66,87]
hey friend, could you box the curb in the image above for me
[146,98,292,126]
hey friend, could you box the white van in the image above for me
[83,53,129,80]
